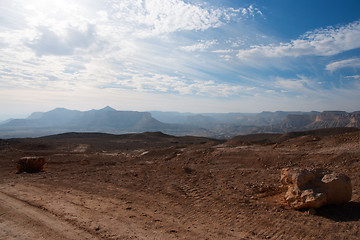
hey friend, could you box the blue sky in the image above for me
[0,0,360,120]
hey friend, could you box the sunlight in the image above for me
[23,0,71,14]
[22,0,90,34]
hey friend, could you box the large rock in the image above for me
[280,168,352,209]
[16,157,46,174]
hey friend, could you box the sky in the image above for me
[1,0,360,120]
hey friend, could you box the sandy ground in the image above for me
[1,130,360,239]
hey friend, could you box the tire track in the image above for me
[173,183,242,234]
[170,182,360,240]
[0,191,98,240]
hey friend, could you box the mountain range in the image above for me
[0,107,359,139]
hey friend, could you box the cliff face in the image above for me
[280,111,360,131]
[280,114,316,131]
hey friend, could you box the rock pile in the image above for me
[280,168,352,209]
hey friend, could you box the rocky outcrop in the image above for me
[280,168,352,209]
[280,111,360,132]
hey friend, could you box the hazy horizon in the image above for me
[1,0,360,119]
[1,106,359,123]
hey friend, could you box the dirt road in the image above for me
[0,188,97,240]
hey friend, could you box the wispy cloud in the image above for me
[326,58,360,72]
[105,0,262,37]
[275,76,311,91]
[0,0,263,98]
[180,40,217,52]
[107,72,244,97]
[26,25,97,56]
[345,75,360,79]
[1,0,359,115]
[237,20,360,60]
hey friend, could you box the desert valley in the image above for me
[2,0,360,239]
[1,122,360,239]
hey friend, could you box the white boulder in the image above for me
[280,168,352,209]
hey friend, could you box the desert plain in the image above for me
[1,128,360,239]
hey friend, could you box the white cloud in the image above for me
[180,40,217,52]
[272,75,319,96]
[325,58,360,71]
[0,0,250,99]
[275,77,309,90]
[26,25,97,56]
[105,0,261,37]
[108,72,243,97]
[237,20,360,60]
[212,49,233,53]
[265,89,276,94]
[345,75,360,79]
[106,0,222,36]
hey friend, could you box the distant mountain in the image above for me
[279,111,360,131]
[209,111,360,138]
[0,118,14,125]
[150,110,360,138]
[149,111,195,124]
[151,111,318,126]
[1,108,359,139]
[27,112,45,119]
[0,107,208,138]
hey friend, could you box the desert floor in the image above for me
[1,129,360,239]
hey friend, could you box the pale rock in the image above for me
[280,168,352,209]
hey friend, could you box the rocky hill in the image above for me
[279,111,360,132]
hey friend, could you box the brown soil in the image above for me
[1,129,360,239]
